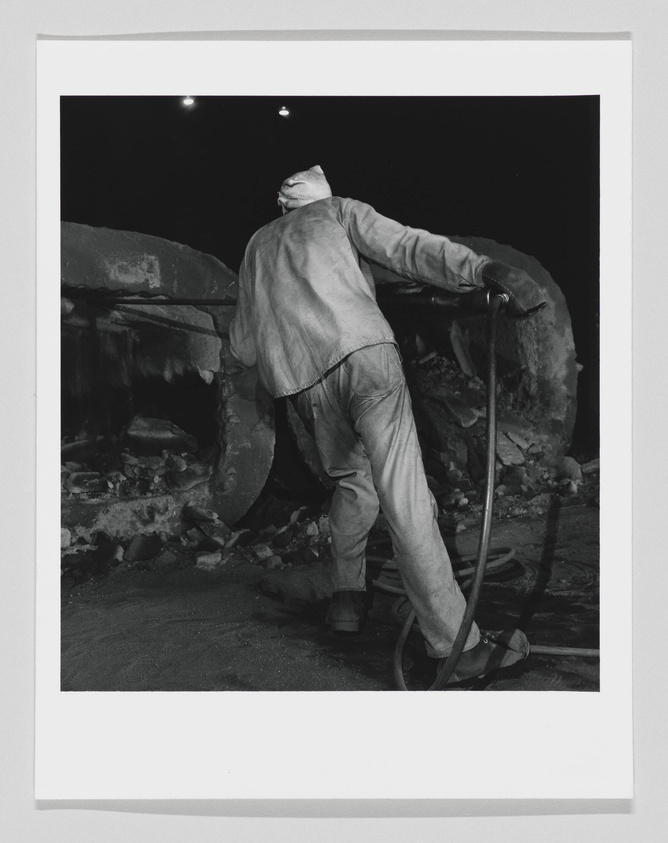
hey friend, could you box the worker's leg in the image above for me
[292,385,379,593]
[337,343,480,658]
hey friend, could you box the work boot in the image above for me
[326,590,366,634]
[439,628,530,684]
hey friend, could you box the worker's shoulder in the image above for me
[247,197,370,243]
[307,196,377,222]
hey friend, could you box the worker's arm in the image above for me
[341,198,488,293]
[341,198,546,316]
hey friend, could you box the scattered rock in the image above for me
[446,468,463,485]
[415,333,428,357]
[125,416,198,455]
[259,560,332,608]
[263,555,283,570]
[581,458,600,475]
[123,532,163,563]
[495,434,525,466]
[497,411,530,438]
[122,463,139,479]
[109,543,125,566]
[253,544,275,561]
[449,322,477,378]
[431,451,453,469]
[526,465,545,484]
[559,479,580,496]
[503,464,528,482]
[224,529,251,548]
[318,516,331,535]
[558,456,583,482]
[507,431,531,450]
[61,528,72,549]
[195,523,233,551]
[165,453,189,472]
[439,490,468,510]
[142,455,167,472]
[302,521,320,538]
[183,504,219,523]
[529,492,553,509]
[272,527,295,549]
[428,387,479,428]
[89,531,123,568]
[64,472,108,494]
[461,386,486,408]
[166,463,212,490]
[195,550,224,571]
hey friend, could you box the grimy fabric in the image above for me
[293,343,480,658]
[230,196,489,398]
[230,194,491,657]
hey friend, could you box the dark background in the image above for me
[60,95,599,451]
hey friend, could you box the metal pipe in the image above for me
[530,645,600,658]
[376,286,491,314]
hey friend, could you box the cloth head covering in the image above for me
[277,165,332,211]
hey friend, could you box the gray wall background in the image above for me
[2,1,664,840]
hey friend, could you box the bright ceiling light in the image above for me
[278,106,290,117]
[183,96,195,106]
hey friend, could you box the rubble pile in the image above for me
[61,496,335,589]
[61,416,215,501]
[395,347,597,524]
[61,443,599,590]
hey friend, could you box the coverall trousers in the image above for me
[293,342,480,658]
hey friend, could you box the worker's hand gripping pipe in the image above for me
[391,290,507,691]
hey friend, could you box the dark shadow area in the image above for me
[60,94,599,451]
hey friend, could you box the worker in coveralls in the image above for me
[230,166,544,683]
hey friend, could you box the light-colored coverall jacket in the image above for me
[230,196,489,397]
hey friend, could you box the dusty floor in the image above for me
[61,500,599,693]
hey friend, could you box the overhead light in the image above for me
[183,96,195,106]
[278,106,290,117]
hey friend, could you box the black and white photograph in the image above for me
[58,93,601,695]
[34,38,632,802]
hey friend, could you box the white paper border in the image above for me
[36,39,632,800]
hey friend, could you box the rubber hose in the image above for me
[530,645,600,657]
[369,549,516,596]
[395,292,505,691]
